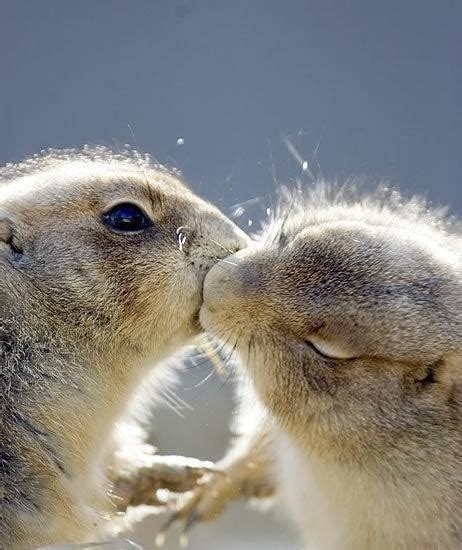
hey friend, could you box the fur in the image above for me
[0,147,247,548]
[190,182,462,549]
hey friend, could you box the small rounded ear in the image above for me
[414,355,462,394]
[0,212,23,256]
[437,354,462,388]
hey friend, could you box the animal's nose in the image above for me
[178,216,249,257]
[202,246,260,311]
[212,228,249,260]
[227,223,250,256]
[231,224,251,251]
[176,216,249,276]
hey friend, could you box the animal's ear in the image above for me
[437,354,462,388]
[0,213,23,256]
[415,354,462,393]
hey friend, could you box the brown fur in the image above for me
[183,184,462,549]
[0,146,247,548]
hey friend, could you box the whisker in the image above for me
[199,339,228,376]
[228,196,264,213]
[183,354,216,370]
[182,333,236,391]
[210,238,234,255]
[182,337,231,370]
[216,337,241,392]
[181,346,212,360]
[163,386,194,411]
[183,366,216,390]
[159,390,187,418]
[217,258,238,267]
[217,355,237,391]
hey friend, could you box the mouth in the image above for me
[197,270,209,308]
[197,254,223,302]
[191,308,202,333]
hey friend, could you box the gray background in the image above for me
[1,1,461,548]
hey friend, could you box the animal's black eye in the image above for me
[103,203,151,233]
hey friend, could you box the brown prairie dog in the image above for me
[182,184,462,549]
[0,146,248,549]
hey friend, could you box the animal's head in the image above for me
[0,146,247,360]
[202,184,462,462]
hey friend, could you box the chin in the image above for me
[198,304,215,333]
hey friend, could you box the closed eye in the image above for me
[305,335,356,360]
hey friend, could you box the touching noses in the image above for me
[176,219,249,272]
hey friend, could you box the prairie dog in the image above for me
[0,146,247,549]
[181,185,462,549]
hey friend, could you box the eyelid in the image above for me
[307,335,356,360]
[102,199,150,217]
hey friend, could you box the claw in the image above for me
[155,500,201,548]
[154,531,166,548]
[162,510,181,530]
[152,465,237,547]
[179,533,189,548]
[155,511,180,547]
[179,510,199,548]
[185,510,199,531]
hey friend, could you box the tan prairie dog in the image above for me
[0,146,247,549]
[176,185,462,549]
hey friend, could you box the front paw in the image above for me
[108,447,215,511]
[155,466,274,546]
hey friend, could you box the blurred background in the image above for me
[1,1,460,548]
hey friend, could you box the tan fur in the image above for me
[0,146,247,549]
[187,184,462,549]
